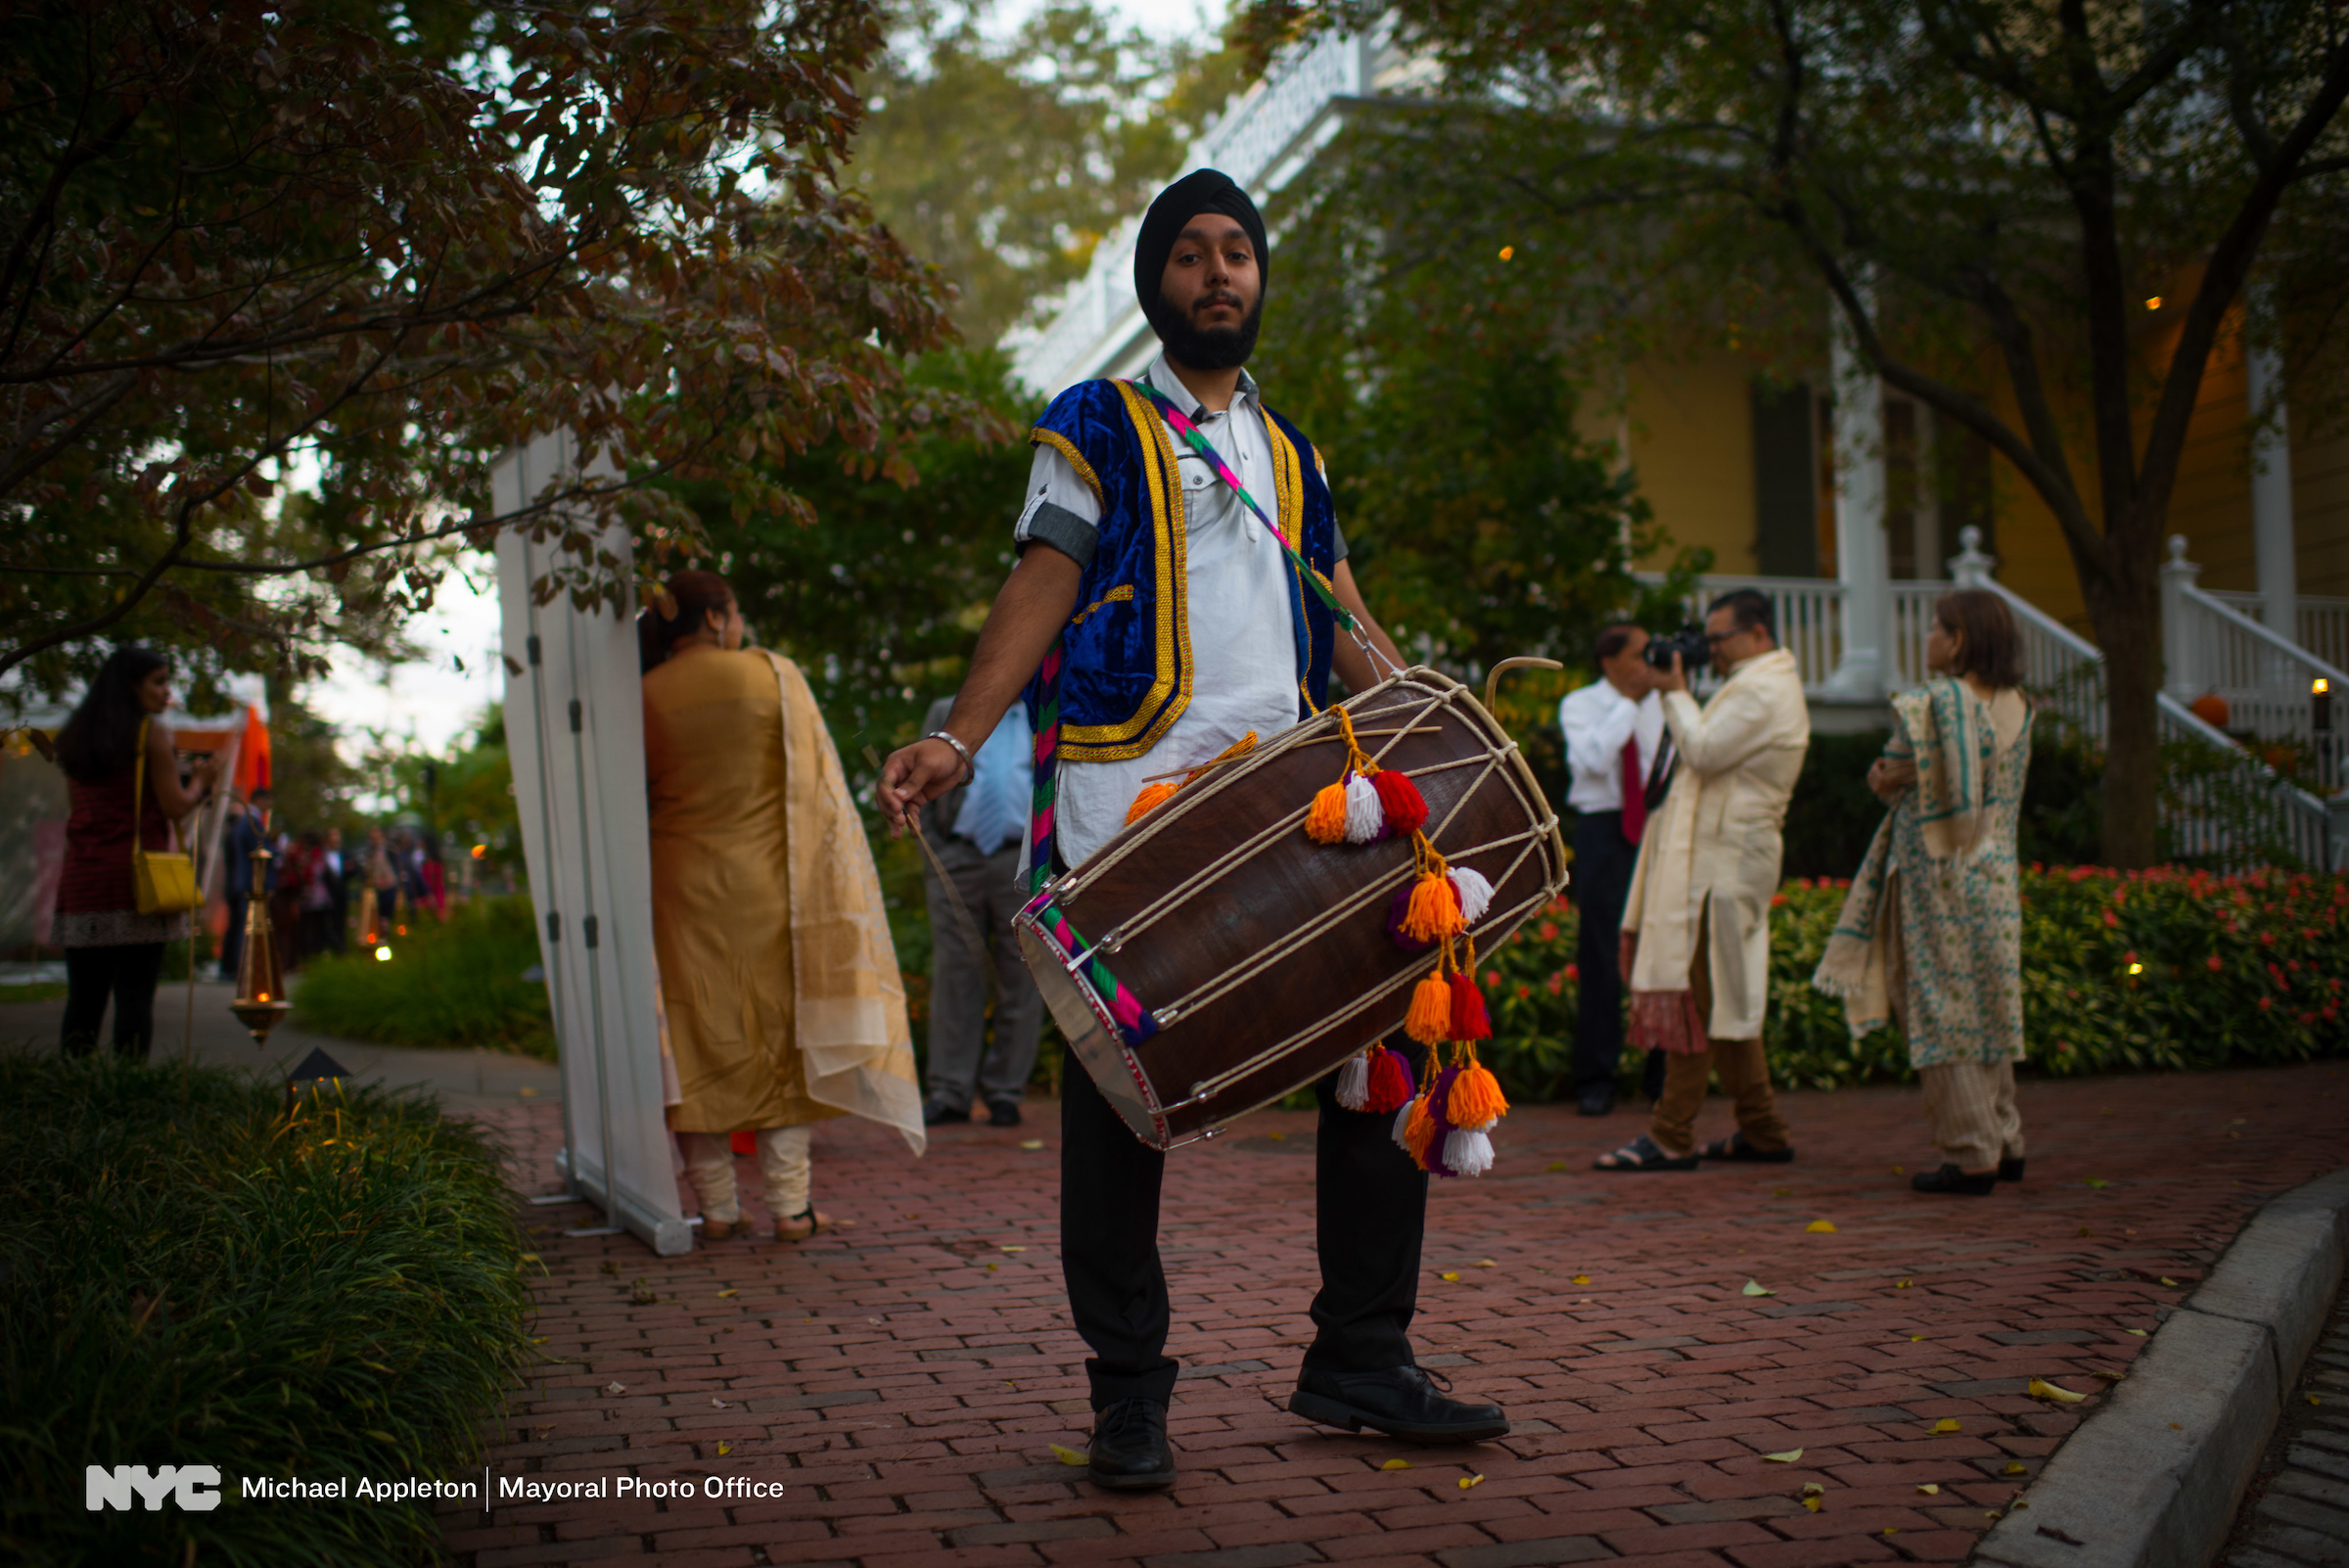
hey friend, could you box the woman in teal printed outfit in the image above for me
[1816,589,2033,1195]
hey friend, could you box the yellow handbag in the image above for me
[131,717,201,915]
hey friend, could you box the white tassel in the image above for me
[1335,1051,1371,1111]
[1450,866,1495,925]
[1343,773,1383,843]
[1443,1128,1496,1177]
[1391,1101,1415,1149]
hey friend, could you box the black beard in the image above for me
[1146,289,1264,371]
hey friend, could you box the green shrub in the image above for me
[1480,868,2349,1097]
[293,895,552,1060]
[0,1055,533,1566]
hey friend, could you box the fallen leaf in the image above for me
[1773,1187,1792,1197]
[1883,1528,1899,1537]
[2028,1378,2087,1405]
[1049,1444,1089,1466]
[2169,1423,2184,1431]
[1381,1458,1411,1471]
[1891,1165,1906,1175]
[712,1397,728,1409]
[2079,1226,2096,1237]
[603,1382,626,1396]
[2126,1328,2147,1336]
[1806,1220,1837,1232]
[2091,1370,2125,1381]
[1802,1482,1825,1496]
[1802,1496,1822,1513]
[1742,1279,1775,1297]
[1911,1335,1925,1342]
[530,1336,549,1344]
[1000,1245,1026,1253]
[987,1262,999,1270]
[2158,1276,2178,1286]
[1895,1278,1912,1288]
[1763,1449,1803,1463]
[716,1441,732,1455]
[1476,1259,1497,1268]
[1573,1273,1591,1285]
[1267,1131,1287,1140]
[1545,1161,1567,1174]
[1931,1418,1961,1434]
[2005,1460,2028,1474]
[716,1289,739,1299]
[1916,1484,1940,1495]
[1439,1271,1461,1282]
[2307,1395,2323,1407]
[2084,1177,2109,1189]
[1458,1474,1484,1491]
[1019,1139,1044,1151]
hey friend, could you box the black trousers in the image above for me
[220,892,248,979]
[1060,1034,1431,1409]
[61,943,167,1060]
[1571,810,1641,1091]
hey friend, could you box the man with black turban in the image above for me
[880,168,1509,1491]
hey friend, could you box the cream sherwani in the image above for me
[1622,648,1810,1042]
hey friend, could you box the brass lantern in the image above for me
[229,822,289,1044]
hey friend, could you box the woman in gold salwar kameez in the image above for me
[641,572,924,1243]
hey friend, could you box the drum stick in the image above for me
[865,744,992,967]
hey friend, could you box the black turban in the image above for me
[1132,167,1267,321]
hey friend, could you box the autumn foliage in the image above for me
[0,0,1002,697]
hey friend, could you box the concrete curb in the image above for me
[1974,1167,2349,1568]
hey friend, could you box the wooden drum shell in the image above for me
[1015,668,1567,1150]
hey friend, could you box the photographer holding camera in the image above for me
[1557,624,1673,1117]
[1595,589,1811,1172]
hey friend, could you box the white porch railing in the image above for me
[1643,529,2343,867]
[2163,536,2348,798]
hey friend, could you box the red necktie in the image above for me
[1621,737,1646,846]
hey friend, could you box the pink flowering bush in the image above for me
[1479,868,2349,1099]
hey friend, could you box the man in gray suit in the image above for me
[918,695,1047,1127]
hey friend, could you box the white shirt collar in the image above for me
[1140,348,1260,421]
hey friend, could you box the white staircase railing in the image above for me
[2162,536,2348,798]
[2205,588,2349,672]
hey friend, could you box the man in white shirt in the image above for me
[1557,624,1668,1118]
[879,168,1509,1493]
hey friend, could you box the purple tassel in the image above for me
[1387,885,1435,951]
[1421,1065,1461,1178]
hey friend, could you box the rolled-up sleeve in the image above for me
[1013,444,1101,569]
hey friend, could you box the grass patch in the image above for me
[294,895,553,1060]
[0,1054,533,1566]
[0,982,67,1003]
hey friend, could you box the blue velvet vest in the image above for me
[1023,378,1340,763]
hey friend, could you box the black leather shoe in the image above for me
[1999,1156,2026,1182]
[1912,1163,1998,1195]
[1086,1398,1176,1491]
[1291,1364,1509,1444]
[1576,1083,1616,1117]
[922,1101,969,1127]
[987,1098,1023,1128]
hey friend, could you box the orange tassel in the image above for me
[1405,971,1453,1044]
[1306,780,1350,843]
[1125,780,1180,824]
[1449,972,1492,1041]
[1446,1053,1510,1130]
[1400,872,1464,943]
[1403,1093,1440,1168]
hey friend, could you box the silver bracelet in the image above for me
[925,729,976,784]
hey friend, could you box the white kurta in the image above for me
[1621,648,1810,1040]
[1013,352,1310,868]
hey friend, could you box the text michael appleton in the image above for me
[243,1475,791,1503]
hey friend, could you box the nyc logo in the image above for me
[85,1465,223,1512]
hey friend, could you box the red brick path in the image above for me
[439,1062,2349,1568]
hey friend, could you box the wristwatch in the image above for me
[925,729,976,785]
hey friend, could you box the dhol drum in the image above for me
[1014,666,1567,1150]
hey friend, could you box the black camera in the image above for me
[1643,624,1710,671]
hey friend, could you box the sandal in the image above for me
[773,1207,852,1243]
[1911,1163,1998,1196]
[1592,1134,1699,1172]
[1700,1130,1793,1164]
[700,1217,741,1242]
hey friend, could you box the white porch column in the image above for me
[2246,332,2297,639]
[1823,288,1889,698]
[2161,534,2200,700]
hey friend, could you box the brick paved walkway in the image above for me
[439,1061,2349,1568]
